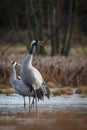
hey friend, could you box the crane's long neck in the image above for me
[21,44,35,69]
[26,44,35,66]
[12,66,17,80]
[29,44,35,54]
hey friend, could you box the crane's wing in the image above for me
[12,79,29,96]
[28,66,43,88]
[29,67,50,99]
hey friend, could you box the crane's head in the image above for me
[12,61,17,68]
[31,40,44,46]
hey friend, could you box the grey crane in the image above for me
[20,40,50,112]
[10,61,35,111]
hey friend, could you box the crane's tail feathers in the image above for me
[45,86,50,99]
[32,82,50,100]
[41,82,50,99]
[36,88,44,100]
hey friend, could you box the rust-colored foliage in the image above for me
[0,55,87,89]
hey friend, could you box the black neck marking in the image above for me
[29,44,34,54]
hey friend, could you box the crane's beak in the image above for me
[38,41,45,46]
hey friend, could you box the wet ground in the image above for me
[0,94,87,130]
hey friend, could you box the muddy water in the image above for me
[0,94,87,130]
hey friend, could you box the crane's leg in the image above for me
[32,97,34,106]
[31,97,34,107]
[28,89,31,113]
[23,96,26,108]
[28,96,31,112]
[30,97,34,109]
[35,89,37,112]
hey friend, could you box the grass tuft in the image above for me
[52,87,73,96]
[5,88,15,95]
[75,86,87,95]
[0,87,15,95]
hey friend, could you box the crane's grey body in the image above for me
[21,54,43,90]
[10,61,34,109]
[20,54,50,99]
[10,73,29,96]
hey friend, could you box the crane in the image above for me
[20,40,50,112]
[10,61,35,111]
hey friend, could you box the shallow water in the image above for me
[0,94,87,130]
[0,93,87,113]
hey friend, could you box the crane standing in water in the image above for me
[10,61,35,111]
[20,40,50,112]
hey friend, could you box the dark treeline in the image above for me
[0,0,87,56]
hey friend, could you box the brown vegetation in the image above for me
[33,55,87,88]
[0,55,87,90]
[0,88,15,95]
[0,55,87,96]
[75,86,87,95]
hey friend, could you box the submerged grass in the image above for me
[52,87,73,96]
[75,86,87,97]
[0,85,87,96]
[0,87,15,95]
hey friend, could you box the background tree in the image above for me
[61,0,76,56]
[0,0,86,56]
